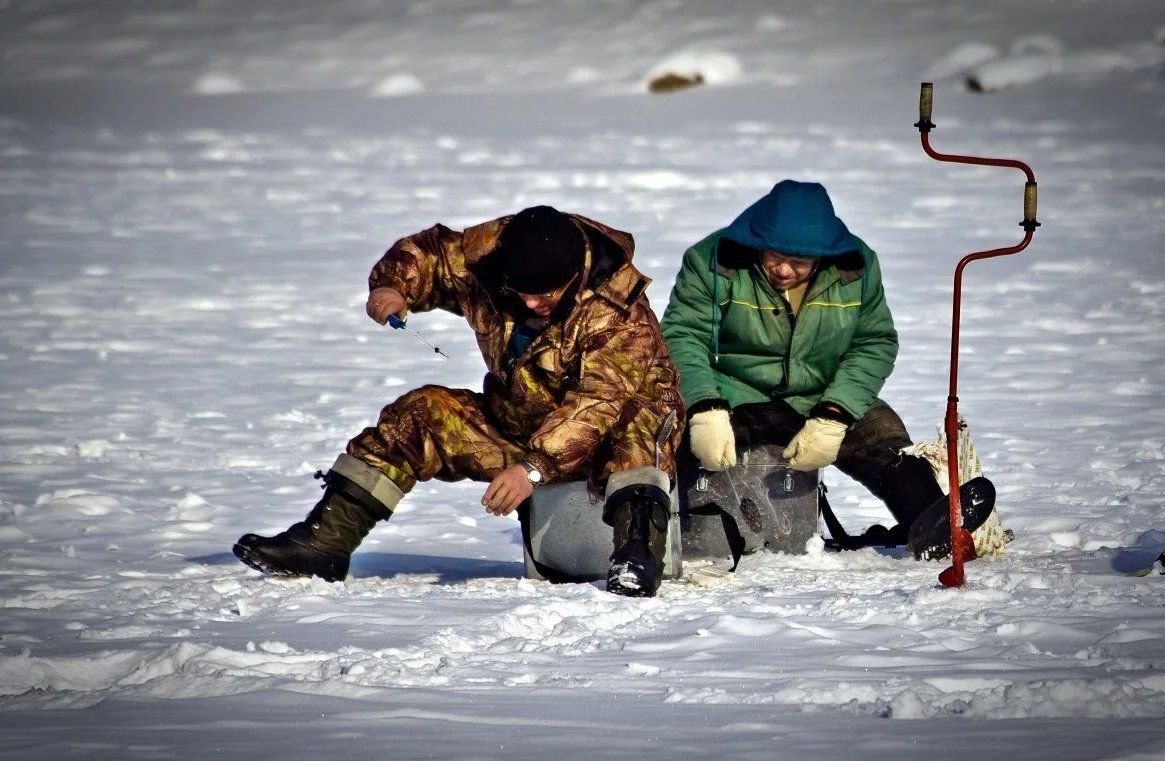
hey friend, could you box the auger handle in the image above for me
[916,82,935,132]
[1023,182,1039,231]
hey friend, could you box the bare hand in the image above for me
[366,287,407,325]
[480,464,534,516]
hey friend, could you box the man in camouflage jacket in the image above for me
[234,206,684,597]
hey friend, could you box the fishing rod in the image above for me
[914,82,1040,588]
[388,314,450,358]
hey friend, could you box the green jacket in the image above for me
[660,211,898,421]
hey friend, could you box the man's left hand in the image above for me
[481,464,535,516]
[783,417,848,471]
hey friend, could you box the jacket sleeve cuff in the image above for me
[369,274,410,300]
[522,451,557,483]
[810,401,855,427]
[687,398,731,418]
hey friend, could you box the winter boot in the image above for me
[906,476,996,561]
[602,468,671,598]
[878,454,947,534]
[233,454,403,582]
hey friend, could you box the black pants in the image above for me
[730,400,942,527]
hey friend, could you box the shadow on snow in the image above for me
[189,550,525,584]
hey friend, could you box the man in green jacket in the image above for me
[660,180,992,557]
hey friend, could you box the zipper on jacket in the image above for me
[776,292,795,393]
[773,265,837,395]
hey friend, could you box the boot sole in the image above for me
[231,529,350,582]
[233,541,348,583]
[907,477,997,561]
[232,542,311,578]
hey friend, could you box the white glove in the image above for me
[688,408,736,471]
[782,417,847,471]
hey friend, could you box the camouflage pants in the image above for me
[346,385,677,495]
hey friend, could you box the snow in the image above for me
[959,34,1163,92]
[1,0,1164,759]
[370,73,427,98]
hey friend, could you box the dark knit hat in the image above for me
[495,206,585,294]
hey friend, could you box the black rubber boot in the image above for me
[604,485,670,598]
[233,466,396,582]
[878,454,947,530]
[907,476,996,561]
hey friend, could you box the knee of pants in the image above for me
[847,405,913,451]
[347,385,504,488]
[381,385,475,424]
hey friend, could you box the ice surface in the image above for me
[1,0,1164,759]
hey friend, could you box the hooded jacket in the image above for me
[660,181,898,421]
[367,213,684,482]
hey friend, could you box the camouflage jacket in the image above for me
[368,213,684,482]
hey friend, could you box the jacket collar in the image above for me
[715,235,865,298]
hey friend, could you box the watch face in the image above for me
[523,464,542,483]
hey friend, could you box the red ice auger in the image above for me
[914,82,1040,588]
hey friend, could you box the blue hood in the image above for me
[721,180,858,258]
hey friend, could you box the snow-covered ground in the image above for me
[1,1,1164,758]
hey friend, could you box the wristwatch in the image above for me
[519,461,543,485]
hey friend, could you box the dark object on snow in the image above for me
[233,464,394,582]
[906,477,996,561]
[820,453,945,551]
[648,71,704,93]
[821,476,995,559]
[605,484,670,597]
[680,444,820,570]
[820,496,908,551]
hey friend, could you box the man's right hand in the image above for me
[688,408,737,471]
[366,287,406,325]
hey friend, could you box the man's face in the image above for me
[760,250,816,290]
[508,272,580,318]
